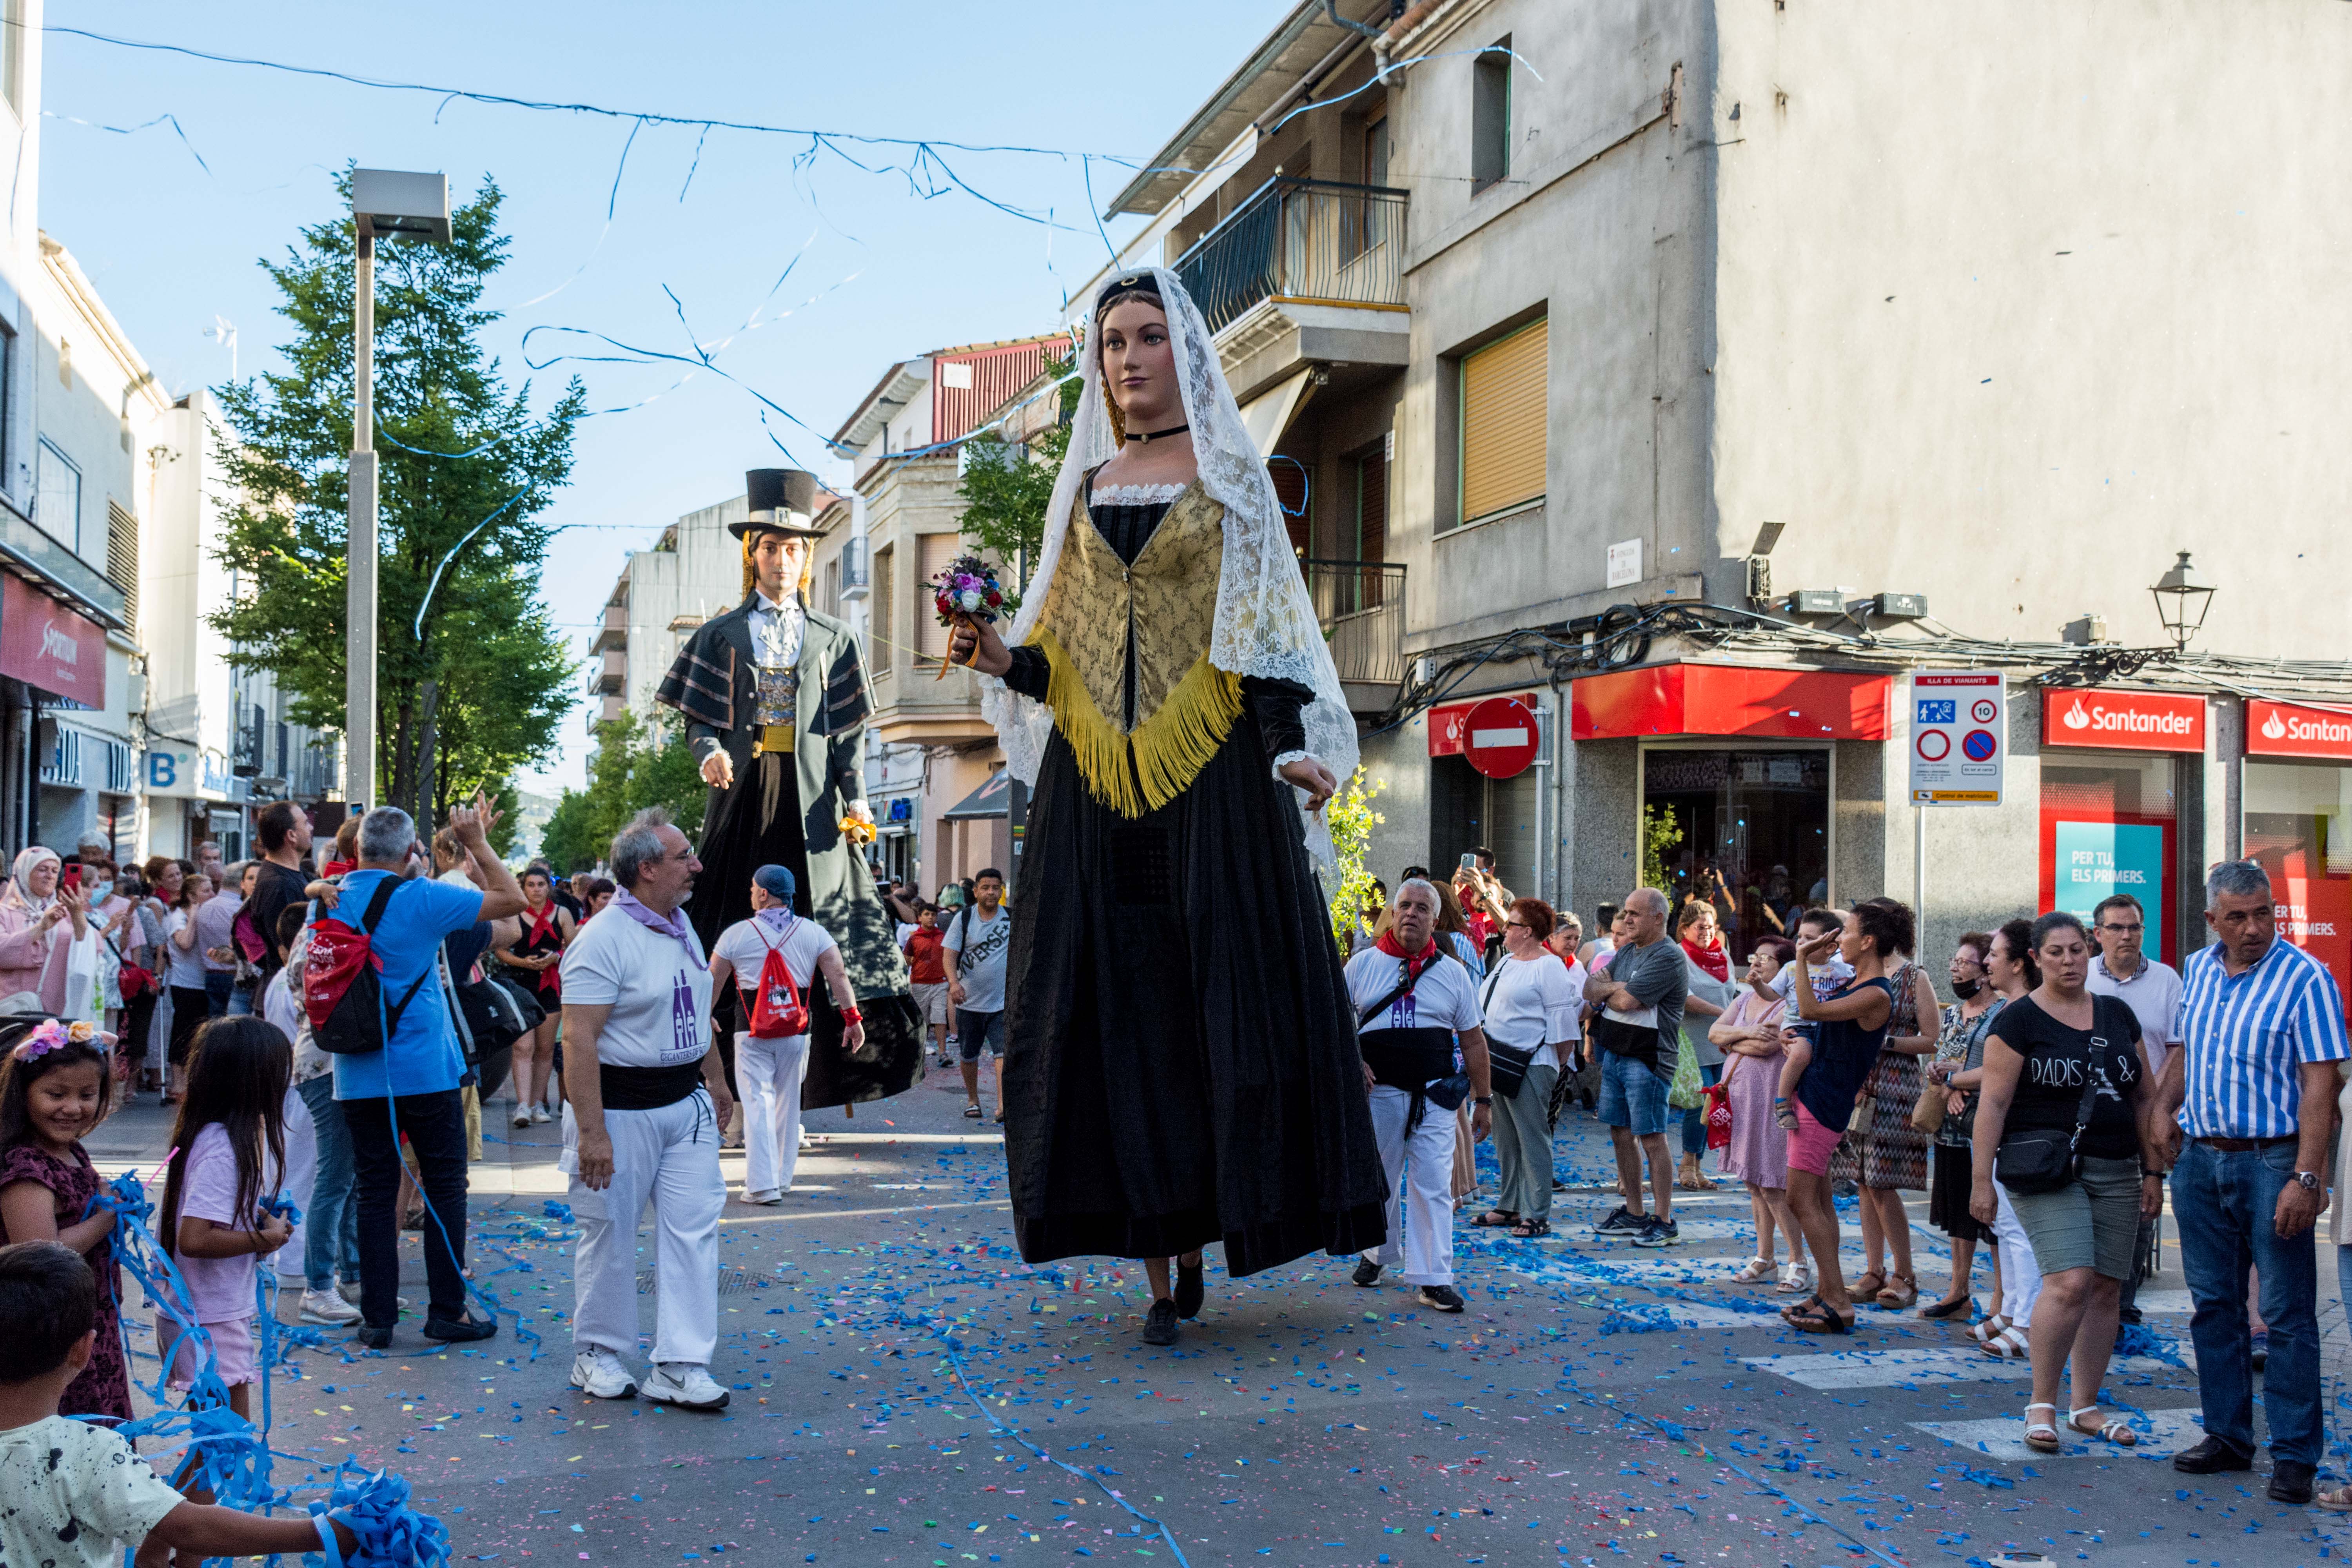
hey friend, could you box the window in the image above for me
[1456,317,1546,526]
[917,532,962,664]
[1642,748,1833,938]
[0,321,15,486]
[1472,36,1512,192]
[823,557,840,617]
[1269,458,1310,557]
[1352,442,1388,563]
[1355,108,1393,259]
[872,543,894,675]
[107,499,137,630]
[35,438,79,551]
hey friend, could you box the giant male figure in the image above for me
[656,467,921,1109]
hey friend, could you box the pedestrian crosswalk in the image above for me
[1910,1404,2208,1461]
[1740,1345,2191,1390]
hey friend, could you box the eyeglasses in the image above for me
[2097,922,2143,934]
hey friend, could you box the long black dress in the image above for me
[997,478,1388,1276]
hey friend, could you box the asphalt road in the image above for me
[87,1059,2352,1568]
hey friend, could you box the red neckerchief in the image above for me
[1375,929,1441,984]
[1681,936,1730,982]
[527,897,557,947]
[320,859,354,878]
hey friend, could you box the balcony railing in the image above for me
[1303,559,1406,688]
[1174,178,1409,338]
[588,648,625,695]
[592,603,628,652]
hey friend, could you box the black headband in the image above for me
[1095,272,1163,319]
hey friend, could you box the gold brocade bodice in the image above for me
[1025,481,1243,818]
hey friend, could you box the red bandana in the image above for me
[1682,936,1730,982]
[1376,928,1441,983]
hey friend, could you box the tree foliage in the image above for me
[210,171,583,824]
[1325,768,1387,953]
[953,356,1077,596]
[536,715,706,875]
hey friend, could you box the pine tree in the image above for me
[210,171,584,823]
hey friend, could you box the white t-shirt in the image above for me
[0,1416,183,1568]
[163,908,206,988]
[1477,953,1584,1071]
[2087,952,2184,1075]
[943,905,1014,1014]
[1343,947,1483,1038]
[712,912,840,1035]
[558,910,714,1069]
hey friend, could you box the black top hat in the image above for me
[730,468,826,539]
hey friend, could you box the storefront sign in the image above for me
[2247,700,2352,761]
[1570,664,1889,742]
[2273,871,2352,1013]
[1461,696,1539,779]
[1428,692,1541,757]
[2051,820,2167,956]
[2040,688,2205,752]
[1909,670,2004,805]
[0,573,103,709]
[142,746,234,800]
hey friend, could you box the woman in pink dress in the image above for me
[1711,935,1808,1293]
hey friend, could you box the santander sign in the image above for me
[2040,689,2205,753]
[2249,700,2352,762]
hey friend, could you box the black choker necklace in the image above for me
[1124,421,1189,443]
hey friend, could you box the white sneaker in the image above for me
[512,1109,534,1129]
[530,1105,552,1125]
[744,1190,783,1206]
[300,1288,363,1326]
[334,1281,410,1309]
[569,1347,639,1400]
[641,1361,729,1410]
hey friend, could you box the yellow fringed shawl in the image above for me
[1024,482,1241,818]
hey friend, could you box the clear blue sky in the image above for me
[40,0,1281,793]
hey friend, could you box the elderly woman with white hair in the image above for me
[0,847,92,1015]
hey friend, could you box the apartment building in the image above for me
[1085,0,2352,999]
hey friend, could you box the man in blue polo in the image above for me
[2157,859,2347,1504]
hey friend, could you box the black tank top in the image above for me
[515,902,565,993]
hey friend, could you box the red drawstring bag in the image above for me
[746,923,811,1039]
[1703,1081,1734,1151]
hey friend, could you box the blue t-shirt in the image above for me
[325,869,486,1102]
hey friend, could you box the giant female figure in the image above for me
[954,269,1387,1347]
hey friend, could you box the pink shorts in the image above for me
[1784,1101,1846,1177]
[156,1313,257,1390]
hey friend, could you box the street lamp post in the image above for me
[2150,550,2216,653]
[346,169,452,813]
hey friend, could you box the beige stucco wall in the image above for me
[1709,0,2352,655]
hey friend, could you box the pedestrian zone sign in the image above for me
[1910,671,2004,805]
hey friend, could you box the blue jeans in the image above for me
[297,1075,362,1292]
[203,971,233,1015]
[1680,1062,1722,1157]
[1597,1051,1671,1138]
[2172,1136,2322,1464]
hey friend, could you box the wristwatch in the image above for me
[2296,1171,2323,1193]
[1472,1096,1493,1106]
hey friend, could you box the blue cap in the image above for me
[753,864,797,904]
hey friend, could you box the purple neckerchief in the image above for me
[613,889,707,969]
[754,906,798,941]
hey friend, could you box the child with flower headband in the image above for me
[0,1017,129,1424]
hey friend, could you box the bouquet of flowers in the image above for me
[930,553,1017,679]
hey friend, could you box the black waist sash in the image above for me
[600,1061,705,1111]
[1359,1027,1463,1136]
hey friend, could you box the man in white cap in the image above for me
[707,863,866,1203]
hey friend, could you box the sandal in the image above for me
[1849,1270,1887,1302]
[2317,1485,2352,1512]
[1508,1216,1551,1240]
[962,1103,983,1119]
[2068,1405,2138,1446]
[1875,1273,1920,1310]
[1732,1256,1777,1285]
[1969,1312,2013,1344]
[1468,1209,1519,1229]
[1784,1294,1854,1335]
[1979,1325,2031,1360]
[2024,1402,2061,1455]
[1919,1292,1974,1321]
[1775,1259,1815,1295]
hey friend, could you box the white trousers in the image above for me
[564,1091,725,1367]
[274,1082,316,1283]
[1992,1181,2042,1329]
[735,1031,810,1197]
[1361,1085,1458,1286]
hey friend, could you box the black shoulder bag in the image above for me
[1478,965,1538,1102]
[1994,1053,2103,1195]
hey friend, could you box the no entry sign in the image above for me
[1910,671,2004,805]
[1463,696,1540,779]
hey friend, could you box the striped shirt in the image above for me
[2174,936,2350,1140]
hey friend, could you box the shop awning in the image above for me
[940,769,1011,820]
[1571,664,1891,742]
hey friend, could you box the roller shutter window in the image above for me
[872,544,894,674]
[917,532,962,662]
[1457,317,1546,526]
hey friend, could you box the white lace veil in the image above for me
[979,265,1357,871]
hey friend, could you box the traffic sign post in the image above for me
[1908,670,2006,943]
[1463,696,1539,780]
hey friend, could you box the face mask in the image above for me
[86,882,112,905]
[1951,976,1982,1000]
